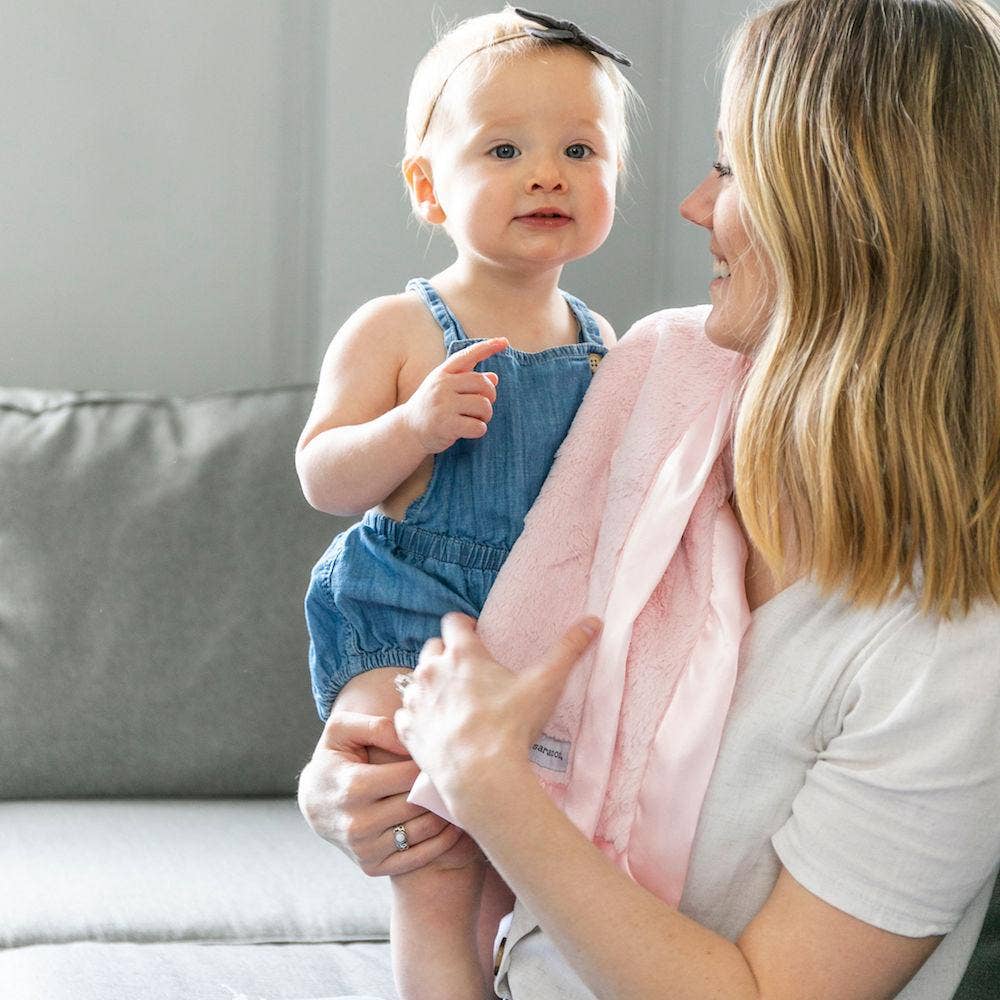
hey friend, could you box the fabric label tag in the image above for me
[529,734,571,773]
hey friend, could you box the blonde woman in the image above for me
[299,1,1000,996]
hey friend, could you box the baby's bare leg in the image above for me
[337,667,492,999]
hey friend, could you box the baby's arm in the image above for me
[335,669,494,1000]
[296,295,506,517]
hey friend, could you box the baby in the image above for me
[297,7,636,997]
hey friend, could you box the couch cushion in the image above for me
[0,387,351,797]
[0,941,395,1000]
[0,799,391,948]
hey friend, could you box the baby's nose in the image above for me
[527,158,567,192]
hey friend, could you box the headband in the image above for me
[417,8,633,143]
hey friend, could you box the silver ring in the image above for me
[393,824,410,852]
[393,673,414,697]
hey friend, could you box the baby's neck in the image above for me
[431,260,580,351]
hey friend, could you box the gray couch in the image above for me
[0,385,996,1000]
[0,386,395,1000]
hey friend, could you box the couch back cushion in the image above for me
[0,387,350,797]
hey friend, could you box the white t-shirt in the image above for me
[495,580,1000,999]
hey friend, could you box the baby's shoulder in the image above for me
[340,292,430,341]
[328,292,440,364]
[586,308,617,347]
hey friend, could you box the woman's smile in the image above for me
[711,253,731,284]
[679,161,774,353]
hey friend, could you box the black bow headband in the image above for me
[513,8,632,67]
[416,8,633,142]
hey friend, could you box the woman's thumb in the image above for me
[524,616,602,708]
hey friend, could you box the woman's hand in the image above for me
[297,709,466,876]
[393,612,601,827]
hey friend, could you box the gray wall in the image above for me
[0,2,766,393]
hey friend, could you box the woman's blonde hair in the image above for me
[403,6,639,168]
[725,0,1000,617]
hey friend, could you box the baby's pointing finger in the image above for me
[443,337,509,374]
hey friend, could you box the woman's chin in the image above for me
[704,303,766,356]
[703,308,740,352]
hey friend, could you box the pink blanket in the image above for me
[411,306,750,905]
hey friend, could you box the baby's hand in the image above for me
[403,338,508,454]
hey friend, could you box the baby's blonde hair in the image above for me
[403,6,638,168]
[726,0,1000,618]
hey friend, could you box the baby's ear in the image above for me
[402,156,446,225]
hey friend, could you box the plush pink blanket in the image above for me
[411,306,750,906]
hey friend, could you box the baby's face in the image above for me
[423,47,621,273]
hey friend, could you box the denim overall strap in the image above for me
[405,278,469,349]
[561,290,604,347]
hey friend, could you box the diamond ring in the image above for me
[392,824,410,852]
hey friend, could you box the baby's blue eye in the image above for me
[489,144,520,160]
[565,143,592,160]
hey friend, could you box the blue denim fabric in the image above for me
[305,277,607,720]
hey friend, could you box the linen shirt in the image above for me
[494,580,1000,999]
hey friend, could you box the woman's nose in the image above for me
[680,174,715,229]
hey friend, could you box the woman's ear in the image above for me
[402,156,446,225]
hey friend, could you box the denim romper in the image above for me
[305,277,608,720]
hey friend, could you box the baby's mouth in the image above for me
[517,209,571,220]
[514,209,573,229]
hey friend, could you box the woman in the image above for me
[298,1,1000,996]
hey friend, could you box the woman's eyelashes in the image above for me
[713,160,733,178]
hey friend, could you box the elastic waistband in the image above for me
[362,511,509,572]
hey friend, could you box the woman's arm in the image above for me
[394,614,941,1000]
[464,765,938,999]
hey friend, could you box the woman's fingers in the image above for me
[377,805,447,854]
[439,611,480,650]
[336,785,450,872]
[373,821,467,877]
[318,710,407,758]
[340,754,421,802]
[332,779,457,874]
[525,616,602,705]
[533,616,602,676]
[296,707,468,879]
[419,637,445,661]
